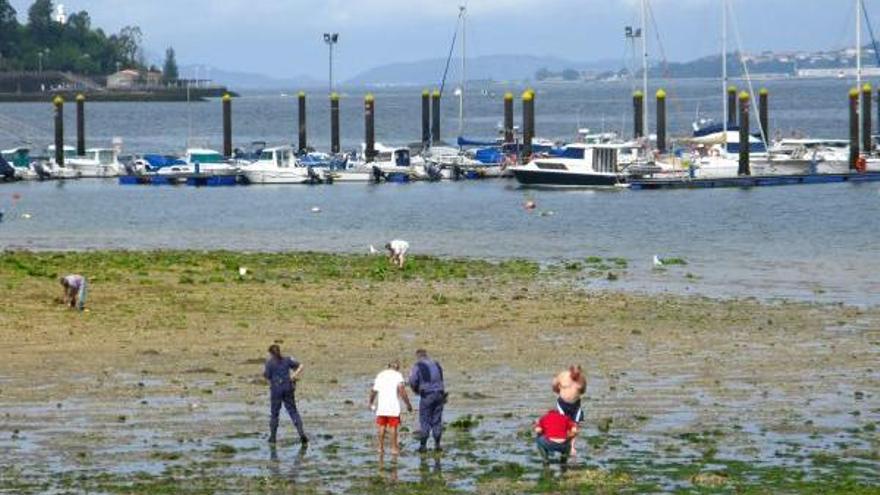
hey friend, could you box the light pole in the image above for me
[323,33,339,95]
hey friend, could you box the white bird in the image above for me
[238,267,248,277]
[311,206,321,213]
[653,255,664,268]
[369,245,379,255]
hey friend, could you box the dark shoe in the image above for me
[268,435,277,444]
[300,435,309,445]
[418,445,428,454]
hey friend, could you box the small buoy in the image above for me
[311,207,321,213]
[540,210,555,217]
[21,213,31,219]
[653,255,664,268]
[524,200,537,210]
[238,267,248,277]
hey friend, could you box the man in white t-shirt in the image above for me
[368,361,413,454]
[385,240,409,269]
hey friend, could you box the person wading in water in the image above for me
[263,344,308,445]
[552,365,587,457]
[408,349,447,453]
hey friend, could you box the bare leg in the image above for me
[377,424,386,453]
[390,427,399,455]
[398,254,406,269]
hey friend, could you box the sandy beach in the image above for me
[0,251,877,494]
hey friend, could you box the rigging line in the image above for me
[862,0,880,67]
[728,0,767,147]
[646,0,669,78]
[439,8,464,97]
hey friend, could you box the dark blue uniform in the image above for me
[264,356,305,442]
[409,357,445,449]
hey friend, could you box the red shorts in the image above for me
[376,416,401,427]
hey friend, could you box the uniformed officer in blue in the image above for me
[263,344,308,445]
[408,348,447,453]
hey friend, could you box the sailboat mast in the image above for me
[722,0,728,141]
[857,0,863,149]
[641,0,649,135]
[459,5,466,138]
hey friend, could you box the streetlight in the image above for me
[323,33,339,95]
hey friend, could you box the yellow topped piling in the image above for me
[330,92,339,101]
[76,93,85,102]
[365,93,374,102]
[504,92,513,100]
[739,91,750,101]
[759,87,768,96]
[655,88,666,99]
[53,95,64,105]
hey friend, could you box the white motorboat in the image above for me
[339,144,436,182]
[41,146,80,179]
[65,148,123,178]
[241,146,326,184]
[1,148,39,180]
[155,148,241,179]
[510,143,656,188]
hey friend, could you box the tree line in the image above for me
[0,0,154,76]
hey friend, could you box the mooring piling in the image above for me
[53,95,64,166]
[849,87,860,170]
[330,92,340,154]
[365,93,375,163]
[76,94,85,156]
[656,89,667,154]
[759,88,769,145]
[522,89,534,159]
[431,89,441,144]
[738,91,750,176]
[633,90,644,138]
[862,83,873,153]
[222,93,232,158]
[421,90,430,147]
[298,91,307,153]
[728,86,738,127]
[504,92,514,144]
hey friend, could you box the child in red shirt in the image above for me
[534,410,578,463]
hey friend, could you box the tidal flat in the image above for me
[0,251,877,494]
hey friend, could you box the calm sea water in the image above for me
[0,78,878,306]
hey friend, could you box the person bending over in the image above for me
[534,409,578,465]
[59,274,87,311]
[385,239,409,269]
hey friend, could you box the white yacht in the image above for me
[241,146,325,184]
[510,143,655,188]
[41,145,80,179]
[334,144,435,182]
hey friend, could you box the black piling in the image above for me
[53,95,64,166]
[656,89,667,154]
[503,92,514,143]
[421,90,430,147]
[522,89,535,159]
[222,93,232,158]
[863,83,873,153]
[738,91,750,176]
[727,86,738,127]
[759,88,769,145]
[330,92,340,154]
[431,89,441,144]
[633,90,644,138]
[76,93,85,156]
[298,91,307,152]
[850,88,860,170]
[365,93,375,163]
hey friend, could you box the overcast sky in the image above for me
[8,0,869,78]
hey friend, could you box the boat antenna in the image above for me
[857,0,863,151]
[640,0,649,138]
[459,2,467,140]
[722,0,728,147]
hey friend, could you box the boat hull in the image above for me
[511,168,623,187]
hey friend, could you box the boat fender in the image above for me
[856,156,867,173]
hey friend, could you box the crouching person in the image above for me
[534,409,578,465]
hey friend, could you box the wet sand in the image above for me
[0,251,877,493]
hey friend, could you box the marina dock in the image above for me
[629,171,880,190]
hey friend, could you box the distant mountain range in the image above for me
[179,65,322,90]
[343,54,619,86]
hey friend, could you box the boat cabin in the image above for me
[185,148,225,164]
[2,148,31,168]
[256,147,294,168]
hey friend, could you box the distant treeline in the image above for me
[0,0,144,75]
